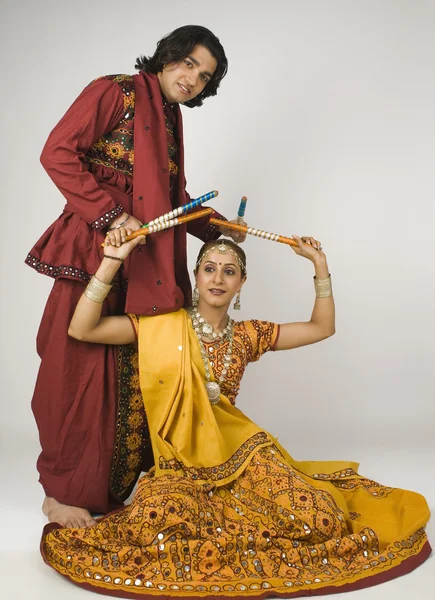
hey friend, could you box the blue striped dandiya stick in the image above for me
[236,196,247,224]
[125,209,213,241]
[143,190,219,228]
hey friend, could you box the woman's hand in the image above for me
[104,226,146,260]
[291,235,325,263]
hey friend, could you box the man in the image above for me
[26,25,245,528]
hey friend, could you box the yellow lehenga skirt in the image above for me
[41,444,431,598]
[41,311,431,597]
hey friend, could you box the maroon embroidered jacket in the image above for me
[26,71,224,315]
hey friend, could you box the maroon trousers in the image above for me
[32,279,125,513]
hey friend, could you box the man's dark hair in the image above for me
[135,25,228,108]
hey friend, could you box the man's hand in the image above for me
[219,219,247,243]
[108,212,143,232]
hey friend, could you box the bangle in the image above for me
[108,214,130,231]
[84,275,112,304]
[314,274,332,298]
[103,254,124,262]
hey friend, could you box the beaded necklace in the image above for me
[188,308,234,405]
[190,309,233,339]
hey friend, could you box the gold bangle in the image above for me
[314,274,332,298]
[84,275,113,304]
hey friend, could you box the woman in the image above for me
[27,24,244,527]
[41,229,431,597]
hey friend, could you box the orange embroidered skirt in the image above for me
[41,445,431,598]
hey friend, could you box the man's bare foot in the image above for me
[42,496,97,528]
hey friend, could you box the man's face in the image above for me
[157,44,217,104]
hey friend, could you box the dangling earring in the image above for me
[233,291,241,310]
[192,286,199,307]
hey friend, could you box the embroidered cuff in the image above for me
[204,215,227,242]
[90,204,124,231]
[24,253,127,292]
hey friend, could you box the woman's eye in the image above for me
[205,267,214,272]
[225,270,235,276]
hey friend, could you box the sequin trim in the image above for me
[25,253,126,292]
[159,431,270,481]
[25,254,92,282]
[90,204,124,231]
[333,477,395,498]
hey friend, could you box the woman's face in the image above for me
[157,44,217,104]
[195,250,245,310]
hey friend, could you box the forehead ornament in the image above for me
[196,241,246,274]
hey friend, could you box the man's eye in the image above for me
[201,75,209,83]
[185,60,192,67]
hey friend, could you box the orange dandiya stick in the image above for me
[124,208,214,241]
[210,217,299,248]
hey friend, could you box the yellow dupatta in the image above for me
[138,309,273,487]
[137,308,371,518]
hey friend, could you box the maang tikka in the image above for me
[196,242,246,276]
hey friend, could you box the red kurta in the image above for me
[27,71,223,313]
[27,71,224,512]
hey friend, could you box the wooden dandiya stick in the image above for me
[236,196,247,224]
[143,190,218,228]
[209,217,299,248]
[125,208,214,241]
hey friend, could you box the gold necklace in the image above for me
[188,308,234,404]
[190,309,233,339]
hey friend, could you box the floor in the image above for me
[1,435,433,600]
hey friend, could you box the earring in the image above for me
[192,286,199,307]
[233,292,241,310]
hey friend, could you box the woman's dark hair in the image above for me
[195,239,247,276]
[135,25,228,108]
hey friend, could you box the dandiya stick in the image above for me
[209,217,299,248]
[236,196,247,224]
[125,208,214,241]
[143,190,218,228]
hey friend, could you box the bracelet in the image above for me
[84,275,113,304]
[103,254,124,262]
[108,214,130,231]
[314,274,332,298]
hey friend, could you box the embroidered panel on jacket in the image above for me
[84,75,136,176]
[163,101,179,195]
[84,74,180,187]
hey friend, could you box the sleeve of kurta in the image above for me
[40,78,127,230]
